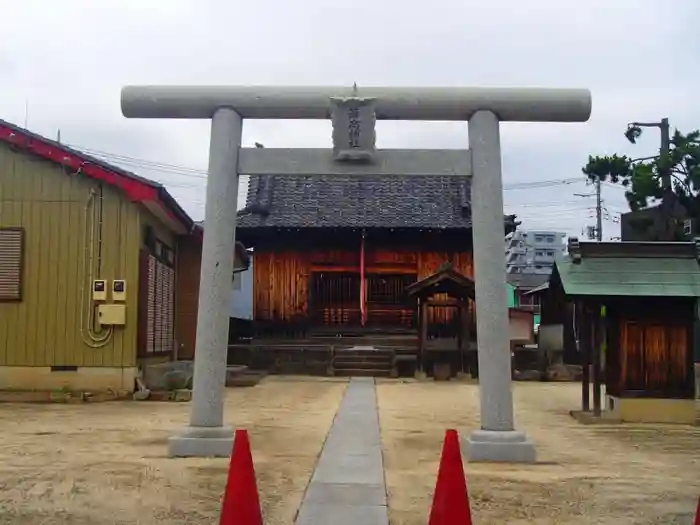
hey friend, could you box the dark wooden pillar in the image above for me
[592,304,603,417]
[580,301,591,412]
[602,304,613,396]
[419,299,428,373]
[457,300,464,352]
[457,299,466,373]
[463,300,471,374]
[693,299,700,400]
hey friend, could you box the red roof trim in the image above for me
[0,123,190,231]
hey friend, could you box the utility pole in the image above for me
[575,181,603,241]
[625,117,673,240]
[659,118,673,240]
[659,117,671,191]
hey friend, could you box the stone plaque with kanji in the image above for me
[330,97,377,161]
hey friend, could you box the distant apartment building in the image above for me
[505,230,566,276]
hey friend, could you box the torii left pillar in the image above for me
[168,108,242,457]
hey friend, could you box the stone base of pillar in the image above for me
[465,429,536,463]
[168,425,234,458]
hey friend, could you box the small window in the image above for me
[0,228,24,301]
[162,245,174,265]
[546,236,554,243]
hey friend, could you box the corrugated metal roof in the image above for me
[556,256,700,297]
[0,118,194,232]
[506,272,550,290]
[523,281,549,295]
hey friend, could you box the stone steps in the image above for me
[332,346,394,378]
[334,368,392,377]
[335,347,395,358]
[334,361,392,372]
[333,354,393,363]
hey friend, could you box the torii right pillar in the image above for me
[467,109,537,462]
[465,94,591,462]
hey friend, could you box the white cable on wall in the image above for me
[79,190,113,348]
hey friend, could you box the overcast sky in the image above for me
[2,0,698,240]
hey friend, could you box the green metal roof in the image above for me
[556,256,700,297]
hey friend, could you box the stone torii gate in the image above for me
[121,85,591,463]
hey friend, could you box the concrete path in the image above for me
[295,377,388,525]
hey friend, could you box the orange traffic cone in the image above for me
[428,429,472,525]
[220,429,263,525]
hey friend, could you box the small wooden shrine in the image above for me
[540,237,699,424]
[405,262,476,376]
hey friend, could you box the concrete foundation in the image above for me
[606,395,697,425]
[0,365,137,392]
[141,360,194,391]
[465,430,536,463]
[168,425,234,458]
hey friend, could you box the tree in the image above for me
[582,128,700,239]
[505,213,521,235]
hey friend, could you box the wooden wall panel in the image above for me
[369,249,417,266]
[174,235,201,360]
[254,248,474,326]
[174,235,253,358]
[667,325,689,392]
[310,250,358,266]
[254,250,309,321]
[620,320,690,395]
[417,251,473,280]
[418,251,474,326]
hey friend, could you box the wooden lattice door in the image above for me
[139,250,175,355]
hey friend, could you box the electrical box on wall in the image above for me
[112,280,127,302]
[97,304,126,326]
[92,280,107,301]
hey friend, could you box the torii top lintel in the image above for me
[120,85,591,123]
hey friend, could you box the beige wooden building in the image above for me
[0,119,247,392]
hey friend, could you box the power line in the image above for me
[513,208,598,218]
[504,177,582,190]
[66,144,208,178]
[506,199,597,209]
[69,142,592,191]
[64,142,630,230]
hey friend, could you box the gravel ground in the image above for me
[1,378,697,525]
[377,380,700,525]
[0,377,348,525]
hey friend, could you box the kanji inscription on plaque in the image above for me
[330,95,377,161]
